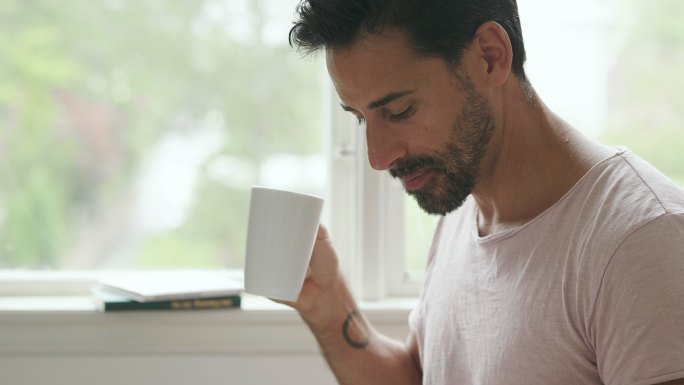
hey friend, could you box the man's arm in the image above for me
[278,226,422,385]
[302,277,421,385]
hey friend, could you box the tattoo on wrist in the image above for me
[342,309,370,349]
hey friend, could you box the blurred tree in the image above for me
[0,0,325,269]
[0,1,80,267]
[602,0,684,186]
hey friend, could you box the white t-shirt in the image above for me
[409,149,684,385]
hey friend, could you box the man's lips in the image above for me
[399,168,433,191]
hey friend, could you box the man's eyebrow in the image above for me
[367,90,415,110]
[340,89,415,112]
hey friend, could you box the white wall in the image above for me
[0,297,413,385]
[0,355,336,385]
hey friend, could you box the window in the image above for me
[2,0,683,301]
[0,0,328,272]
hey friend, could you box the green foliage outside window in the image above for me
[601,0,684,186]
[0,0,325,269]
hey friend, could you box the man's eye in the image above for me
[388,105,414,121]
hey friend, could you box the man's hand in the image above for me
[273,225,347,325]
[273,224,422,385]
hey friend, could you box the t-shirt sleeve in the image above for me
[591,213,684,385]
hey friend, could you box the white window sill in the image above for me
[0,294,416,356]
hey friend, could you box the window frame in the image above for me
[328,87,424,301]
[0,82,424,301]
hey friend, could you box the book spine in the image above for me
[103,296,241,311]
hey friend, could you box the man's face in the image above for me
[327,29,495,215]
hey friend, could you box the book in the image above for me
[96,271,244,302]
[92,287,241,312]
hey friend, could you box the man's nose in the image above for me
[365,121,405,171]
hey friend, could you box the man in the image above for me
[281,0,684,384]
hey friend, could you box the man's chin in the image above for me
[408,185,471,216]
[410,192,453,216]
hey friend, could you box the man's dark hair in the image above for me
[289,0,527,81]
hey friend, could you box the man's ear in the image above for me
[468,21,513,87]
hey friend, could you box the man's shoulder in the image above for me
[612,149,684,214]
[575,149,684,223]
[528,149,684,260]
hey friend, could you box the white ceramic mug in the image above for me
[243,186,324,301]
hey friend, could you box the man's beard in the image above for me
[389,76,495,216]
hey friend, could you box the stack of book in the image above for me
[92,271,243,312]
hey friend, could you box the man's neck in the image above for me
[472,88,612,237]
